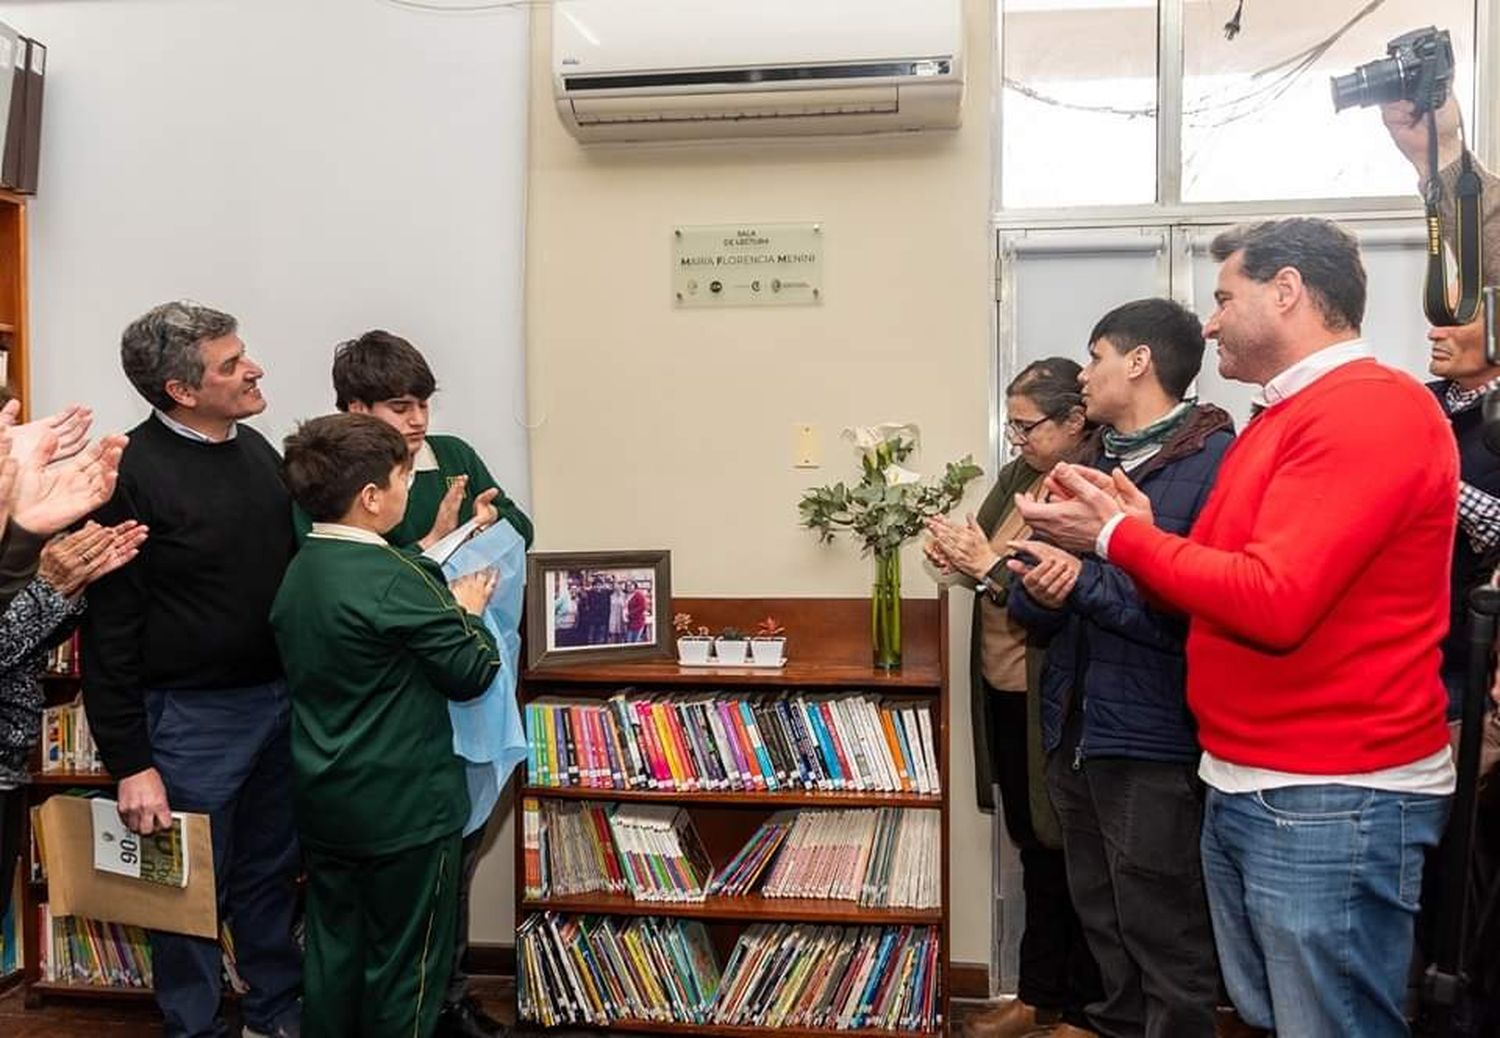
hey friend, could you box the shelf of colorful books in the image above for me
[547,1020,936,1038]
[522,785,940,809]
[521,892,943,926]
[523,659,941,690]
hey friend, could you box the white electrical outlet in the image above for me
[794,424,820,468]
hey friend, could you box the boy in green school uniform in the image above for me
[271,413,501,1038]
[325,329,531,1038]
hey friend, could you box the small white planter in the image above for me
[677,637,713,665]
[749,637,787,666]
[714,638,749,665]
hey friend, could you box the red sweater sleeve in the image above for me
[1108,377,1456,652]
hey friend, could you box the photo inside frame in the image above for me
[544,566,659,651]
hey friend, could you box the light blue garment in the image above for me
[440,521,528,836]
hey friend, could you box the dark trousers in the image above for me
[146,682,303,1038]
[0,786,22,922]
[304,831,461,1038]
[985,685,1101,1024]
[1046,745,1219,1038]
[445,821,488,1005]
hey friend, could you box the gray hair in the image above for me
[1209,218,1366,334]
[120,301,238,411]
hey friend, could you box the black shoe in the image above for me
[437,996,509,1038]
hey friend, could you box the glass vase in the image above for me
[871,548,902,670]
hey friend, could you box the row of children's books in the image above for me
[516,912,942,1032]
[40,696,102,774]
[720,807,940,908]
[525,692,941,794]
[516,913,721,1027]
[36,904,152,987]
[523,799,940,909]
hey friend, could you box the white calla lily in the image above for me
[841,422,920,460]
[884,464,921,486]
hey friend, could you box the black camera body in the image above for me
[1331,26,1454,114]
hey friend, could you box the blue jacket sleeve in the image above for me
[1006,581,1069,638]
[1068,557,1187,651]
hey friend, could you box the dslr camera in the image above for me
[1331,26,1454,114]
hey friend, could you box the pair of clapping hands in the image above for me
[0,401,133,550]
[924,463,1154,609]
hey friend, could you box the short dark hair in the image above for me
[331,330,437,410]
[1006,357,1084,417]
[121,301,239,411]
[282,413,410,522]
[1088,298,1205,401]
[1209,218,1365,333]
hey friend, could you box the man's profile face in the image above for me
[349,395,430,457]
[178,333,266,421]
[1205,252,1273,385]
[1079,336,1140,427]
[1427,313,1490,383]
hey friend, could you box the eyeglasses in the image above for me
[1004,415,1054,444]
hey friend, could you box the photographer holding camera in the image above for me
[1382,93,1500,717]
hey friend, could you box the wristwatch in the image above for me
[977,558,1009,601]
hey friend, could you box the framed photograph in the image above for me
[525,550,673,669]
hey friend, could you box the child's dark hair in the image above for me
[1088,298,1205,401]
[283,414,410,522]
[331,330,437,410]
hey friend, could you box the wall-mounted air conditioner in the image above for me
[552,0,964,143]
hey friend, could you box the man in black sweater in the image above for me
[81,302,301,1038]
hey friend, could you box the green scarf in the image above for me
[1102,398,1195,459]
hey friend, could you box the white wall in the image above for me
[2,0,532,499]
[1,0,532,943]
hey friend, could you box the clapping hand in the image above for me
[9,404,94,467]
[1006,539,1082,609]
[39,520,149,597]
[473,487,500,531]
[924,514,1000,582]
[420,476,469,550]
[1017,463,1153,554]
[10,432,128,537]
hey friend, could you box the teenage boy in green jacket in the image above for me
[272,413,500,1038]
[326,328,530,1038]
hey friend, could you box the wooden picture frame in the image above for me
[525,550,673,669]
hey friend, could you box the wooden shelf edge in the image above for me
[522,660,942,689]
[30,771,112,786]
[0,968,23,996]
[521,785,942,808]
[27,980,153,999]
[521,894,942,925]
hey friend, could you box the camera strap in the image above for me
[1424,107,1485,327]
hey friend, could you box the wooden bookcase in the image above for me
[10,668,151,1007]
[514,593,952,1036]
[0,188,28,417]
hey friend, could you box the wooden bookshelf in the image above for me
[515,594,951,1036]
[0,189,27,415]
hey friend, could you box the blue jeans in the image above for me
[1201,784,1450,1037]
[146,681,303,1038]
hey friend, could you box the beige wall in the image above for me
[478,0,999,965]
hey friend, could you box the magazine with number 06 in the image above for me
[90,797,191,888]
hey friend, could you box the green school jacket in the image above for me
[271,537,500,856]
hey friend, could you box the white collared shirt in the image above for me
[412,440,439,473]
[154,408,238,443]
[307,522,388,547]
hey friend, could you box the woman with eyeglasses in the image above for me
[927,357,1102,1038]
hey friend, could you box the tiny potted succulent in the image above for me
[674,612,713,665]
[749,615,787,666]
[715,626,750,665]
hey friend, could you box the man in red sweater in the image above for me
[1017,217,1456,1038]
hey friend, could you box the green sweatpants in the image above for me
[303,830,462,1038]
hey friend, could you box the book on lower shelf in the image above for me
[36,904,153,987]
[525,692,940,795]
[0,869,20,976]
[517,912,941,1033]
[44,631,80,678]
[524,798,941,910]
[40,695,102,774]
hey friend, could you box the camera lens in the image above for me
[1329,55,1409,111]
